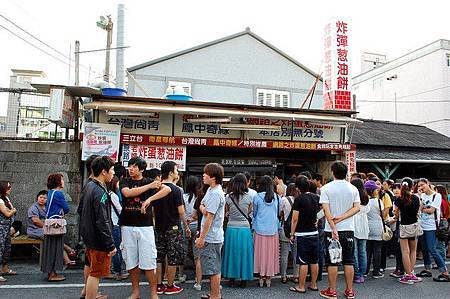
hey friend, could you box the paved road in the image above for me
[0,262,449,299]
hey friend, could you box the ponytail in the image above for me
[400,181,412,205]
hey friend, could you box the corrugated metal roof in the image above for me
[356,147,450,163]
[349,119,450,150]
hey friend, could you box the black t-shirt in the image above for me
[394,195,420,225]
[119,177,155,227]
[293,192,320,233]
[152,182,183,232]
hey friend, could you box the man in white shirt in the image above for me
[319,161,360,299]
[244,172,257,200]
[416,178,449,281]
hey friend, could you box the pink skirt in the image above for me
[253,232,280,276]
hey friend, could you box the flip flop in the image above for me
[0,276,7,282]
[200,295,210,299]
[417,270,432,277]
[289,286,306,293]
[2,270,17,276]
[433,274,450,282]
[308,286,319,291]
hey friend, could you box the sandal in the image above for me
[290,276,299,283]
[281,276,288,284]
[48,274,66,282]
[200,295,210,299]
[0,276,7,282]
[289,286,306,293]
[433,274,450,282]
[417,270,432,277]
[308,285,319,291]
[2,269,17,276]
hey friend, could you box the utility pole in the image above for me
[97,15,113,82]
[75,40,80,86]
[394,92,397,122]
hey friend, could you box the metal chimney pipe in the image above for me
[115,3,125,89]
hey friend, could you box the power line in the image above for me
[0,13,70,61]
[0,23,70,66]
[358,85,450,103]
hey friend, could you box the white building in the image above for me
[353,40,450,137]
[3,69,65,139]
[128,29,323,109]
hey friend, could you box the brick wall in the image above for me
[0,140,82,247]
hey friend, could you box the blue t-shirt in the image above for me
[46,189,69,218]
[201,185,225,244]
[253,192,281,236]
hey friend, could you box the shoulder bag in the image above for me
[377,198,393,241]
[43,190,67,236]
[229,194,252,228]
[432,194,450,242]
[283,196,294,239]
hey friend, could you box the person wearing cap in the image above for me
[364,180,385,279]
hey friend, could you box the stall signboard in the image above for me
[98,111,172,136]
[120,133,355,152]
[323,19,352,110]
[49,88,76,128]
[82,122,121,161]
[173,114,240,138]
[245,118,341,142]
[345,150,357,180]
[122,144,186,171]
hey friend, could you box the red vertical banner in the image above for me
[323,19,352,111]
[345,150,357,180]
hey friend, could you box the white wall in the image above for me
[353,41,450,136]
[129,34,323,109]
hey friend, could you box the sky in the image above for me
[1,0,450,116]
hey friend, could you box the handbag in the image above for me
[43,190,67,236]
[400,222,422,239]
[229,194,252,228]
[377,198,393,241]
[433,193,449,241]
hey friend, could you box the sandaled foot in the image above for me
[0,276,7,282]
[433,274,450,282]
[2,269,17,276]
[289,286,306,293]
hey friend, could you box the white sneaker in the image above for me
[193,283,202,291]
[178,274,187,283]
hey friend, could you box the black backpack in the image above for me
[283,196,294,239]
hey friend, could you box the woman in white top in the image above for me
[107,176,126,280]
[280,183,299,283]
[364,180,384,279]
[182,176,203,290]
[351,178,370,284]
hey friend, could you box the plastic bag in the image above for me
[328,239,342,264]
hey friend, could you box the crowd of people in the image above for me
[0,157,449,298]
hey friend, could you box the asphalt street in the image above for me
[0,261,449,299]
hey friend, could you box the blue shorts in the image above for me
[296,234,319,265]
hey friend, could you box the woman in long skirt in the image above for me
[221,173,253,288]
[253,175,281,287]
[41,173,69,282]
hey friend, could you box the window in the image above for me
[167,81,191,96]
[256,89,290,108]
[447,54,450,67]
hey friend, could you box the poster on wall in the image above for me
[122,144,187,171]
[81,122,121,161]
